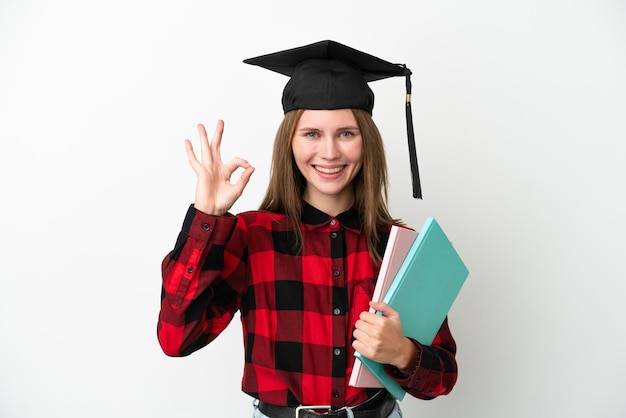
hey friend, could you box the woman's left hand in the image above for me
[352,301,417,373]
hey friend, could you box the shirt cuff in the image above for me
[182,204,237,243]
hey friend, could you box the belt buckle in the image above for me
[295,404,331,418]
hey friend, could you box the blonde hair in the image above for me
[259,108,401,261]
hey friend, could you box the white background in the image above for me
[1,1,625,417]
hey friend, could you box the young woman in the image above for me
[157,41,458,418]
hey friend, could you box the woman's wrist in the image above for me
[394,338,420,376]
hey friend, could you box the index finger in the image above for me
[359,310,384,326]
[369,301,397,317]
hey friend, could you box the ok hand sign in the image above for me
[185,120,255,215]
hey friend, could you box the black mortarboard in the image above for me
[244,40,422,199]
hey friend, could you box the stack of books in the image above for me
[349,217,469,400]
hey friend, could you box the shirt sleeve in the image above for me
[384,317,458,400]
[157,205,246,357]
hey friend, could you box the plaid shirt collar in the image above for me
[301,203,362,233]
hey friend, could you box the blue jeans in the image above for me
[252,399,403,418]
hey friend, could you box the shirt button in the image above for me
[187,266,194,273]
[333,308,341,315]
[332,390,340,398]
[330,232,337,239]
[202,223,210,231]
[330,219,336,225]
[333,348,341,356]
[332,270,340,277]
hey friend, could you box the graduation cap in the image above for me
[244,40,422,199]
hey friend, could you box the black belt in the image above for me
[258,390,395,418]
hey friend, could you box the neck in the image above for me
[302,187,355,217]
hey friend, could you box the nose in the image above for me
[320,136,340,160]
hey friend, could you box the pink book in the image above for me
[349,225,418,388]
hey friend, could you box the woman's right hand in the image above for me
[185,120,255,215]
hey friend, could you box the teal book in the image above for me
[352,217,469,401]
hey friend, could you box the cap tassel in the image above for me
[404,65,422,199]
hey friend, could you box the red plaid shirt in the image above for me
[158,204,457,407]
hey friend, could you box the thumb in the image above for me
[233,165,255,195]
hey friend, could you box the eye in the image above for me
[340,130,357,138]
[305,131,319,138]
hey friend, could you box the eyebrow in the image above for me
[296,126,360,132]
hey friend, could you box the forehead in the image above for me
[296,109,358,128]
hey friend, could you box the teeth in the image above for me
[315,166,343,174]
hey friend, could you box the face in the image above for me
[292,109,363,213]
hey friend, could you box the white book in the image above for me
[348,225,418,388]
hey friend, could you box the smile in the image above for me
[314,165,345,174]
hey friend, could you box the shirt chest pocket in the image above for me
[349,279,376,324]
